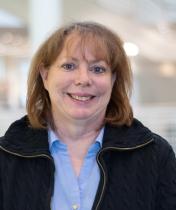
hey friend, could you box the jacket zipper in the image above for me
[0,145,52,160]
[94,138,154,210]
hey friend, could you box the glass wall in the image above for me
[0,0,176,151]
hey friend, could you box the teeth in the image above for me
[70,94,92,101]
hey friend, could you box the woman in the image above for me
[0,22,176,210]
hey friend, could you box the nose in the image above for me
[74,65,92,87]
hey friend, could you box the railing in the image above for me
[0,105,176,153]
[134,105,176,153]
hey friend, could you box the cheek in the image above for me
[96,78,114,96]
[49,78,71,96]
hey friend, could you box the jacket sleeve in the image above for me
[156,144,176,210]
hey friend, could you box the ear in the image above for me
[39,65,49,90]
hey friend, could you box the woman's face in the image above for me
[40,34,115,124]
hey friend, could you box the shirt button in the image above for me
[72,204,79,209]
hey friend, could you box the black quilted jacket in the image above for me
[0,116,176,210]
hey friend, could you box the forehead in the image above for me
[61,32,110,62]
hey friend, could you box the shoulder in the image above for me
[152,133,172,150]
[0,115,49,157]
[104,118,175,158]
[152,133,176,166]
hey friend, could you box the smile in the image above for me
[67,93,95,101]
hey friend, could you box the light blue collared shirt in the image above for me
[48,128,104,210]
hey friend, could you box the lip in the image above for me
[67,92,95,97]
[66,92,96,102]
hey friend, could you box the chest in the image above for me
[96,149,159,210]
[1,154,54,210]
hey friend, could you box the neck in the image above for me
[53,116,103,144]
[51,114,104,176]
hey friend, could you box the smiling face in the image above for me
[40,33,115,126]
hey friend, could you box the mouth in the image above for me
[67,93,95,102]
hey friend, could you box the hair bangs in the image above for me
[64,32,111,65]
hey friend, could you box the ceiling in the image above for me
[0,0,176,63]
[97,0,176,62]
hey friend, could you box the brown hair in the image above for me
[26,21,133,128]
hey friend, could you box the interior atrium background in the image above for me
[0,0,176,150]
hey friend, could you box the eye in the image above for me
[90,65,107,74]
[61,63,76,71]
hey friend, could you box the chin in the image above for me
[70,114,92,120]
[68,111,94,120]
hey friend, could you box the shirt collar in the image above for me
[95,127,104,147]
[48,129,59,151]
[48,127,104,152]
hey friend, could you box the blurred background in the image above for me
[0,0,176,151]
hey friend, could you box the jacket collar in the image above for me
[0,116,50,157]
[0,116,153,157]
[102,118,153,149]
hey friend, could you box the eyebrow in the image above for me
[62,57,107,64]
[64,57,78,62]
